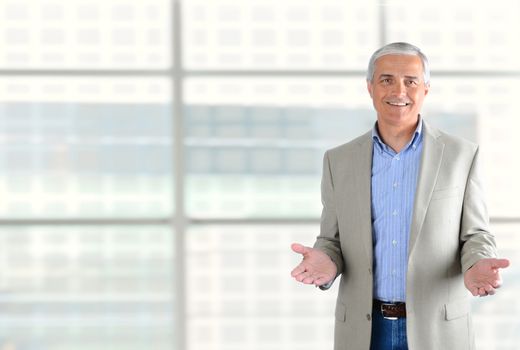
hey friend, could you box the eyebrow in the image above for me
[378,74,420,80]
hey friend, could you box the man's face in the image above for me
[367,54,429,127]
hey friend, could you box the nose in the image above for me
[393,81,406,96]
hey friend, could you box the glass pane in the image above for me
[184,77,372,218]
[0,77,173,218]
[0,225,175,350]
[385,0,520,71]
[473,223,519,348]
[186,224,336,350]
[0,0,172,69]
[186,222,519,350]
[423,78,519,217]
[183,0,378,69]
[186,76,519,218]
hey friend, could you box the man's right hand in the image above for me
[290,243,337,286]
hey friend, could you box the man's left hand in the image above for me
[464,258,510,297]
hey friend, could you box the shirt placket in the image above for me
[391,150,405,300]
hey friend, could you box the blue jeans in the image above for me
[370,303,408,350]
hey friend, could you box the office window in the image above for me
[385,0,519,71]
[473,223,519,349]
[0,226,175,350]
[184,77,372,218]
[183,0,378,69]
[0,0,172,69]
[0,0,518,350]
[423,78,519,217]
[186,224,337,350]
[0,77,173,218]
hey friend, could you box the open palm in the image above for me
[290,243,337,286]
[464,258,510,297]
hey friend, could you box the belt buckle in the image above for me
[381,303,398,321]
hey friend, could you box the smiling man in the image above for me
[290,42,509,350]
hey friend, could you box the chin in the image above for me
[382,113,417,125]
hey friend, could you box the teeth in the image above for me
[388,102,408,106]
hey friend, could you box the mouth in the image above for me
[386,101,411,107]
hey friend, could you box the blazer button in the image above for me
[366,314,371,321]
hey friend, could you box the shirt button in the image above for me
[392,240,397,246]
[412,145,417,150]
[393,182,398,188]
[392,210,398,216]
[392,269,397,275]
[366,314,372,321]
[394,156,400,160]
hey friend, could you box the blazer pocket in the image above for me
[431,186,460,201]
[444,298,470,321]
[335,301,346,322]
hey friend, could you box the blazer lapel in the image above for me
[353,132,374,264]
[408,122,445,258]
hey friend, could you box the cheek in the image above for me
[411,93,425,105]
[374,90,387,101]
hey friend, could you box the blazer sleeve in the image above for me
[313,150,344,286]
[460,146,498,272]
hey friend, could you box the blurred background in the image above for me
[0,0,518,349]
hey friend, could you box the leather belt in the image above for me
[373,299,406,320]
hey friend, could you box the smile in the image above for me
[386,101,411,107]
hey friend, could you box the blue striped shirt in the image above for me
[371,119,423,302]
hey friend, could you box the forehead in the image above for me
[373,54,423,77]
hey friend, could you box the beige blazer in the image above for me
[314,120,497,350]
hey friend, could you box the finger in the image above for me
[314,275,329,286]
[309,272,323,282]
[302,276,315,284]
[295,271,311,282]
[491,258,510,269]
[492,278,503,288]
[291,243,309,255]
[291,264,306,277]
[478,287,487,296]
[484,285,496,295]
[482,274,503,288]
[471,287,480,297]
[305,271,327,285]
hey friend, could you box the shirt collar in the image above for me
[372,116,423,154]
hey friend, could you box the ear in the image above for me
[367,80,374,98]
[424,82,430,96]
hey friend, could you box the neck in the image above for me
[376,117,419,153]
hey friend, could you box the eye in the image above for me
[381,78,392,84]
[405,80,418,87]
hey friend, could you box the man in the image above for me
[290,42,510,350]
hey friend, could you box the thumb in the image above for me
[291,243,311,255]
[491,258,510,269]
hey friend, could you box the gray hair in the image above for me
[366,42,430,84]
